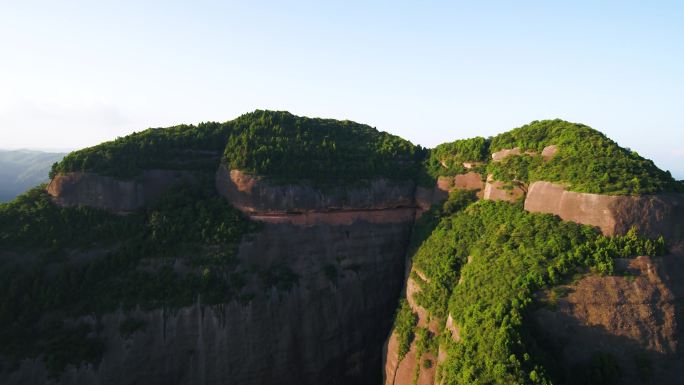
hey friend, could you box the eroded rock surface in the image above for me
[47,170,197,212]
[483,174,525,202]
[532,255,684,385]
[525,181,684,241]
[216,165,415,215]
[384,269,440,385]
[4,218,413,385]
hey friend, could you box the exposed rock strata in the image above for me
[215,165,415,215]
[525,181,684,241]
[47,170,197,212]
[532,255,684,385]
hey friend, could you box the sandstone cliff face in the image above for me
[4,215,414,385]
[215,165,416,215]
[532,255,684,385]
[47,170,197,212]
[525,181,684,241]
[8,167,422,385]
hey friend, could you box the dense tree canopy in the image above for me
[487,119,680,195]
[224,110,427,183]
[425,137,490,177]
[50,122,234,178]
[50,112,678,195]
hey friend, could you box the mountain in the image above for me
[0,149,65,202]
[0,111,682,385]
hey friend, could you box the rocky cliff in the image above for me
[525,181,684,242]
[215,165,416,218]
[533,254,684,384]
[5,219,413,385]
[6,166,423,385]
[47,170,198,212]
[383,268,441,385]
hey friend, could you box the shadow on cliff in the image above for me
[526,280,684,385]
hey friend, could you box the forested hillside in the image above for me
[3,111,683,384]
[406,199,665,384]
[223,110,427,183]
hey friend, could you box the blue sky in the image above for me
[1,1,683,178]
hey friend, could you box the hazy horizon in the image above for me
[1,1,683,178]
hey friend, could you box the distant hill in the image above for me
[0,149,65,202]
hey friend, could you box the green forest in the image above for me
[425,119,681,195]
[223,110,427,183]
[6,111,682,382]
[405,198,665,385]
[50,122,234,178]
[487,120,681,195]
[49,112,679,195]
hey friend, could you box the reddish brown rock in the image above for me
[541,145,558,160]
[47,170,197,212]
[453,172,485,192]
[384,268,440,385]
[491,147,521,162]
[215,165,416,216]
[533,255,684,385]
[483,174,525,202]
[524,181,684,241]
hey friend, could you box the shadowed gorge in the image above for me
[1,111,683,385]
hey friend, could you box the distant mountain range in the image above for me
[0,149,65,202]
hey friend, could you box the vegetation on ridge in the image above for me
[488,119,681,195]
[50,122,234,178]
[48,111,678,195]
[427,119,680,195]
[224,110,428,183]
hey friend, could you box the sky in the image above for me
[1,1,683,178]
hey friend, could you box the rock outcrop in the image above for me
[47,170,197,212]
[525,181,684,241]
[483,174,525,202]
[533,255,684,385]
[215,165,416,216]
[541,145,558,160]
[384,269,440,385]
[491,147,522,162]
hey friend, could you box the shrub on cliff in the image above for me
[393,299,418,360]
